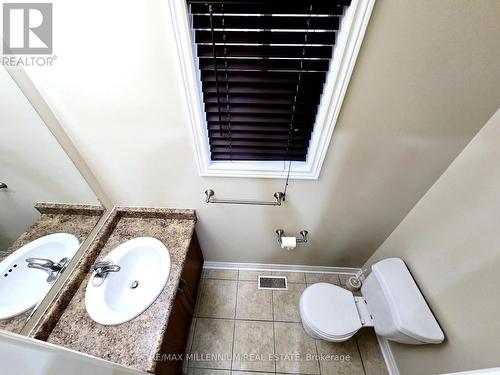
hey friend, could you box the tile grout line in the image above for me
[314,337,322,375]
[271,288,277,374]
[192,315,302,324]
[191,366,322,375]
[230,270,240,372]
[190,367,328,375]
[355,334,368,375]
[186,279,202,371]
[185,317,198,370]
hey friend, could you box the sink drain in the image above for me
[129,280,139,289]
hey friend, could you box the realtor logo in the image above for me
[3,3,52,54]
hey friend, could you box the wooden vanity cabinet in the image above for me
[156,231,203,375]
[179,234,204,307]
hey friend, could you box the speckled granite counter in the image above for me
[0,203,104,334]
[45,207,197,374]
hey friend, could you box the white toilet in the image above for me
[299,258,444,344]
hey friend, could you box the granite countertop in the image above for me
[46,207,197,373]
[0,203,104,334]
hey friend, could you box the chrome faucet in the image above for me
[92,260,121,286]
[26,257,70,284]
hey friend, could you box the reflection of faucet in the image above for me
[92,260,121,286]
[26,257,70,284]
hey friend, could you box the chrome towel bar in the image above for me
[205,189,284,206]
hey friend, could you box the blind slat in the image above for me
[195,31,336,45]
[204,105,318,115]
[200,71,326,83]
[209,138,310,147]
[208,131,311,140]
[211,153,307,161]
[199,58,331,72]
[206,114,316,123]
[197,45,333,59]
[193,15,340,30]
[189,2,348,16]
[202,82,325,95]
[202,94,320,105]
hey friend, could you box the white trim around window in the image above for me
[166,0,375,179]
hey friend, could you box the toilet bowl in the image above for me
[299,282,372,342]
[299,258,445,344]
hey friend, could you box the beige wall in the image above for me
[0,66,98,250]
[365,109,500,374]
[23,0,500,266]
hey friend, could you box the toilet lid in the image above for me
[300,283,361,338]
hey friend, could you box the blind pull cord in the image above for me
[208,4,223,136]
[221,4,232,161]
[284,4,313,201]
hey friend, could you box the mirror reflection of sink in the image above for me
[0,233,80,320]
[85,237,171,325]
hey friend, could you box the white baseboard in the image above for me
[203,261,360,274]
[444,368,500,375]
[376,336,400,375]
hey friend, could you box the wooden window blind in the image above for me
[187,1,352,161]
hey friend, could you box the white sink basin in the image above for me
[85,237,171,325]
[0,233,80,319]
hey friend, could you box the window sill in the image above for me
[201,160,314,179]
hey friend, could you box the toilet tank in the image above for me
[361,258,444,344]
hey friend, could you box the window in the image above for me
[189,1,349,162]
[167,0,374,178]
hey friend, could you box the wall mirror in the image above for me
[0,66,106,334]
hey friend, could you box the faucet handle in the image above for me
[93,260,112,270]
[91,260,120,287]
[26,257,69,284]
[26,258,55,269]
[101,265,121,273]
[93,260,120,273]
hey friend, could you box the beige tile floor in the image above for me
[185,269,388,375]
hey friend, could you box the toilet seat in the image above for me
[299,283,362,340]
[303,318,356,341]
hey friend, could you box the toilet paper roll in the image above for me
[281,236,296,250]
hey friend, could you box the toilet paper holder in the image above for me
[276,229,308,244]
